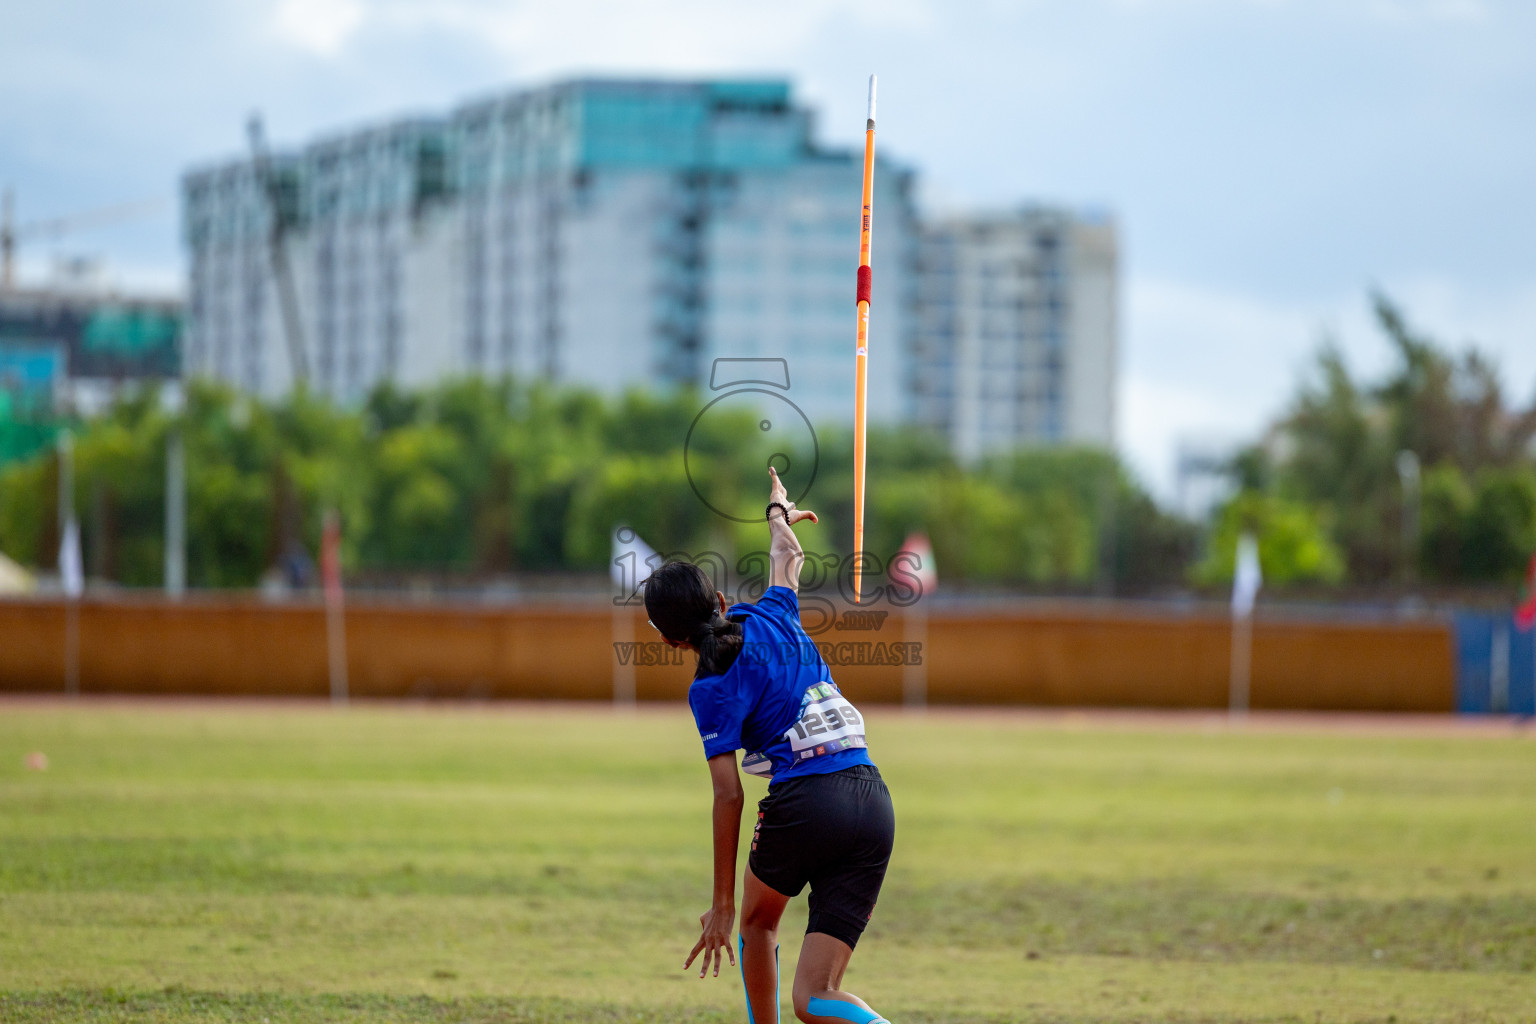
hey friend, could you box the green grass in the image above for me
[1,703,1534,1023]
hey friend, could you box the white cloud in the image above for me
[273,0,367,56]
[341,0,935,75]
[1111,0,1488,17]
[1369,0,1488,23]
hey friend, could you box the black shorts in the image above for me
[748,764,895,950]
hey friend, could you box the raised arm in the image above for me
[766,466,818,593]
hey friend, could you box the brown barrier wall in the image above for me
[0,597,1455,711]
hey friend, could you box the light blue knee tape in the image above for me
[807,996,889,1024]
[739,935,780,1024]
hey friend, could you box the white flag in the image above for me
[611,526,659,604]
[1231,531,1261,619]
[59,518,83,599]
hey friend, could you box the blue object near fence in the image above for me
[1452,612,1536,715]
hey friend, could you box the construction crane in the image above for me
[0,188,168,291]
[246,113,310,385]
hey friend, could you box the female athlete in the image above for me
[643,467,896,1024]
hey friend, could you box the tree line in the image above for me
[0,377,1192,593]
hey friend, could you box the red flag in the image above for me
[896,532,937,600]
[1516,553,1536,632]
[320,509,344,607]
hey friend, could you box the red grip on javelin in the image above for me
[856,265,872,305]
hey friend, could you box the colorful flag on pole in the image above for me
[897,532,937,599]
[319,508,348,704]
[320,510,344,608]
[1515,553,1536,632]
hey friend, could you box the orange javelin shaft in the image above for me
[852,74,876,604]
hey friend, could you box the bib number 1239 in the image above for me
[784,683,867,761]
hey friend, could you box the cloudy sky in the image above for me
[4,0,1534,494]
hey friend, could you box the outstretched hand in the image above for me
[768,467,818,526]
[684,904,736,978]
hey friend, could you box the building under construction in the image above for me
[0,289,181,463]
[0,190,183,464]
[181,78,920,427]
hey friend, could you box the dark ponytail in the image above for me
[642,561,745,678]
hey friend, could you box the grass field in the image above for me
[1,701,1534,1023]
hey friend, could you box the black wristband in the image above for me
[766,501,789,523]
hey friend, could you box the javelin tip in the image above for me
[866,74,877,125]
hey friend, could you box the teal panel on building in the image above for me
[577,89,708,168]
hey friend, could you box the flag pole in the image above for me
[1228,532,1261,718]
[57,429,82,697]
[320,508,348,705]
[852,74,877,604]
[612,602,636,706]
[611,527,656,707]
[165,429,186,600]
[1228,610,1252,718]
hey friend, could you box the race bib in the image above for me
[784,683,867,762]
[740,751,773,777]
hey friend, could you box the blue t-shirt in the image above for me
[688,586,875,784]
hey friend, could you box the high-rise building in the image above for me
[182,79,918,426]
[915,207,1117,461]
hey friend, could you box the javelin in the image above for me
[851,74,876,603]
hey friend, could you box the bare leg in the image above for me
[791,931,889,1024]
[740,866,790,1023]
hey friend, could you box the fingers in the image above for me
[768,476,818,527]
[688,935,734,977]
[708,935,730,977]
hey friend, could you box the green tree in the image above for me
[1236,292,1536,589]
[1195,491,1346,586]
[1462,468,1536,582]
[0,451,56,568]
